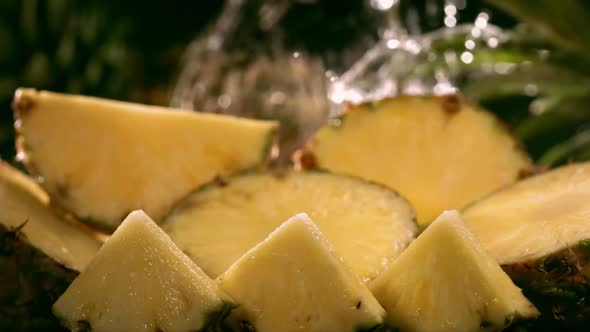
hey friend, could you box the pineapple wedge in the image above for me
[306,95,531,226]
[53,211,233,332]
[371,210,538,332]
[217,213,385,332]
[0,161,101,331]
[463,162,590,327]
[0,161,100,272]
[164,171,417,282]
[13,88,277,230]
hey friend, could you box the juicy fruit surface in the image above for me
[14,88,277,230]
[164,171,417,282]
[310,96,531,226]
[463,162,590,265]
[0,161,100,272]
[371,211,538,332]
[217,214,385,332]
[53,211,229,332]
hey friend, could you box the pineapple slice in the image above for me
[0,161,101,331]
[13,88,277,230]
[463,162,590,327]
[53,210,233,332]
[371,210,538,332]
[306,95,531,226]
[0,161,101,272]
[163,171,417,282]
[217,213,385,332]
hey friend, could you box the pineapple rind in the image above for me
[462,162,590,327]
[0,223,73,332]
[502,240,590,330]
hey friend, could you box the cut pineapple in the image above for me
[0,161,101,272]
[163,171,417,282]
[218,213,385,332]
[0,161,101,331]
[13,88,277,230]
[463,162,590,326]
[371,210,538,332]
[53,210,233,332]
[463,162,590,265]
[306,95,531,226]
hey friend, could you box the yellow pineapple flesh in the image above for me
[13,88,277,230]
[164,171,417,282]
[217,213,385,332]
[308,96,531,226]
[371,210,538,332]
[53,210,232,332]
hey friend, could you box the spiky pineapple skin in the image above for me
[502,241,590,331]
[0,223,73,332]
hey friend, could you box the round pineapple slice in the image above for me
[163,171,417,282]
[463,162,590,327]
[306,95,532,227]
[13,88,277,230]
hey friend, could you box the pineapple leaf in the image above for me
[463,63,590,101]
[516,95,590,141]
[538,129,590,167]
[485,0,590,59]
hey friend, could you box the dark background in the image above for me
[0,0,515,160]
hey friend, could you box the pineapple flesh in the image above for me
[371,210,538,332]
[0,161,101,272]
[463,162,590,265]
[13,88,277,230]
[463,162,590,327]
[217,213,386,332]
[163,171,417,282]
[53,210,233,332]
[307,95,531,227]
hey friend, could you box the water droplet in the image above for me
[460,51,473,64]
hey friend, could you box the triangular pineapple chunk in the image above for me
[53,211,232,332]
[13,88,277,230]
[217,213,385,332]
[371,210,538,332]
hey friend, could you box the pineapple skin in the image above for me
[502,240,590,331]
[0,224,73,332]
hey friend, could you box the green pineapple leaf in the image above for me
[486,0,590,58]
[538,129,590,167]
[463,64,590,101]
